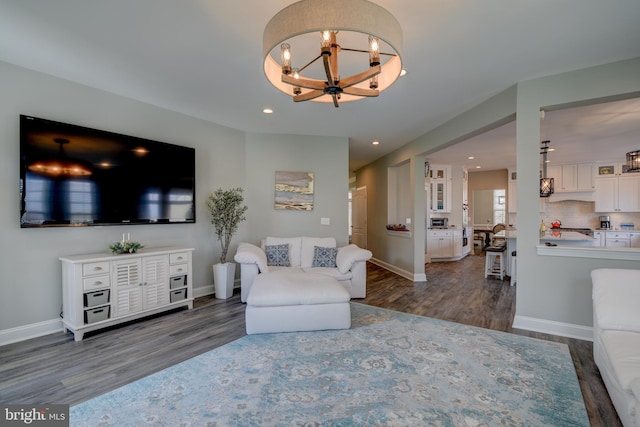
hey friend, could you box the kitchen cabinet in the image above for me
[428,164,452,213]
[428,229,465,259]
[428,229,453,258]
[595,175,640,212]
[430,180,451,212]
[453,229,463,257]
[428,165,450,180]
[605,231,630,248]
[593,231,605,247]
[547,163,594,192]
[631,232,640,248]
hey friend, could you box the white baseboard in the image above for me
[193,280,241,299]
[370,258,427,282]
[513,315,594,342]
[0,318,64,347]
[193,284,215,298]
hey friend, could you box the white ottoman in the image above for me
[245,271,351,334]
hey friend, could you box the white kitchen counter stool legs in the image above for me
[485,245,507,280]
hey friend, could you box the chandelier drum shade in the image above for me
[263,0,403,107]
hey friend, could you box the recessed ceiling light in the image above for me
[263,108,273,114]
[548,148,555,152]
[372,141,380,145]
[468,156,475,160]
[475,165,481,169]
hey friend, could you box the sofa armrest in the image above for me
[592,268,640,332]
[234,242,269,273]
[336,244,372,274]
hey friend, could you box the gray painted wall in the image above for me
[0,61,349,335]
[244,132,349,246]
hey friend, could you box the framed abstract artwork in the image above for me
[274,171,314,210]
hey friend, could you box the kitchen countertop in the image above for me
[495,230,595,241]
[540,230,595,241]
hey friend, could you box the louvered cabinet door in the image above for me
[113,258,143,317]
[142,255,170,309]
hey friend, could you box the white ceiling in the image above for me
[1,1,639,173]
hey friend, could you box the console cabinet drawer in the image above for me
[170,252,190,264]
[82,261,110,276]
[83,274,110,291]
[169,263,188,276]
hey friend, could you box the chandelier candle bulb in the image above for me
[280,43,291,75]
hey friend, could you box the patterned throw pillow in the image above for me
[265,244,290,267]
[312,246,338,268]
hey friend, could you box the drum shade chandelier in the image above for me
[263,0,403,107]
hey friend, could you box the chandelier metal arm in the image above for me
[340,65,381,87]
[297,54,322,74]
[340,47,397,57]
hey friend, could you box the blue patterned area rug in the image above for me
[71,303,589,426]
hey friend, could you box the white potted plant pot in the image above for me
[213,262,235,299]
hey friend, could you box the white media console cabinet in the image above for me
[60,246,194,341]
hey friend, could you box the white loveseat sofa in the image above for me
[592,268,640,426]
[234,236,372,303]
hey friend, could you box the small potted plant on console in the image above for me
[206,187,248,299]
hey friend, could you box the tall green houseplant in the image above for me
[206,187,248,264]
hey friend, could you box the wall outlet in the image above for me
[321,217,330,225]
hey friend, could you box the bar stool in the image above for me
[485,244,506,280]
[510,250,517,286]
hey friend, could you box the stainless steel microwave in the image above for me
[430,218,448,228]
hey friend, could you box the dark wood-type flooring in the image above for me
[0,249,621,426]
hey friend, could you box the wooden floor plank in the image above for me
[0,251,621,425]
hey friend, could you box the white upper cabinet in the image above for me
[595,174,640,212]
[547,163,594,192]
[428,164,452,213]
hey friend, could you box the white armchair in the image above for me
[234,236,372,302]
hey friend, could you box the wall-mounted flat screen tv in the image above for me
[20,115,196,227]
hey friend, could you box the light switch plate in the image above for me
[321,217,330,225]
[406,218,411,224]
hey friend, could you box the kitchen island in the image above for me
[492,229,596,285]
[539,230,597,246]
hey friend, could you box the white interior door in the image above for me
[352,186,367,248]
